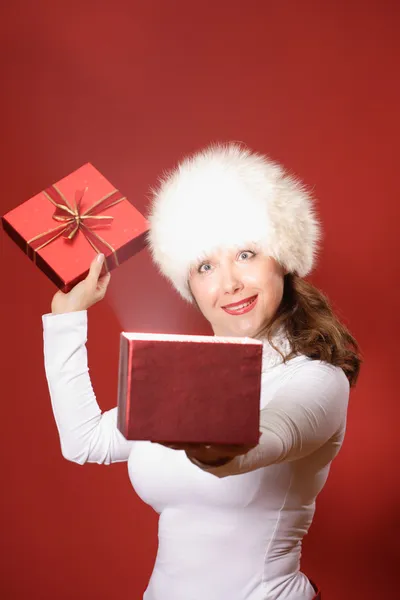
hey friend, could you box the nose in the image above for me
[220,263,244,295]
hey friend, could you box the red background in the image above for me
[0,2,398,599]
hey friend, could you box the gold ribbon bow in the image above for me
[27,185,126,268]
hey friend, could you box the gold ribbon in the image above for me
[27,184,126,269]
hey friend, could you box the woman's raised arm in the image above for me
[43,254,132,465]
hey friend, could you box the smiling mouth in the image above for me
[221,295,258,315]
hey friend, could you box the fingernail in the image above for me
[97,253,104,263]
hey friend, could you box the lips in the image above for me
[221,295,258,316]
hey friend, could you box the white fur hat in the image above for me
[148,143,321,302]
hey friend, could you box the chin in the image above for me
[212,314,264,338]
[228,323,260,339]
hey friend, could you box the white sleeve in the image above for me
[196,360,350,478]
[42,310,133,465]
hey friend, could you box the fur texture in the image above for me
[147,143,321,302]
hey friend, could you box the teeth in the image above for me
[227,298,254,311]
[233,301,250,310]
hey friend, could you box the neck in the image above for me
[261,329,292,369]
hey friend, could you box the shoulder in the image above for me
[261,354,350,411]
[287,355,349,385]
[269,353,348,385]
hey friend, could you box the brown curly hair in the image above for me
[256,274,362,387]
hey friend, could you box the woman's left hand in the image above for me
[158,440,259,466]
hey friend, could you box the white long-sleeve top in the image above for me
[42,311,350,600]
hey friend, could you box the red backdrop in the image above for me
[1,2,398,599]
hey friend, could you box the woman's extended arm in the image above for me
[188,359,350,478]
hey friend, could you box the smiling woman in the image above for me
[43,143,361,600]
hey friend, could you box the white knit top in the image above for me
[42,311,349,600]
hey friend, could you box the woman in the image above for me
[43,144,361,600]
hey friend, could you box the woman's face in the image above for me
[189,248,285,338]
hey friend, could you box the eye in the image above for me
[238,250,255,261]
[198,262,212,274]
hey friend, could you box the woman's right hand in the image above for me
[51,253,111,315]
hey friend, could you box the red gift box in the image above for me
[117,332,263,446]
[1,163,148,291]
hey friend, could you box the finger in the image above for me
[229,445,255,453]
[219,444,255,452]
[97,272,111,293]
[161,442,199,450]
[159,443,185,451]
[87,253,105,285]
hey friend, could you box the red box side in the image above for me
[1,216,66,288]
[117,334,131,438]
